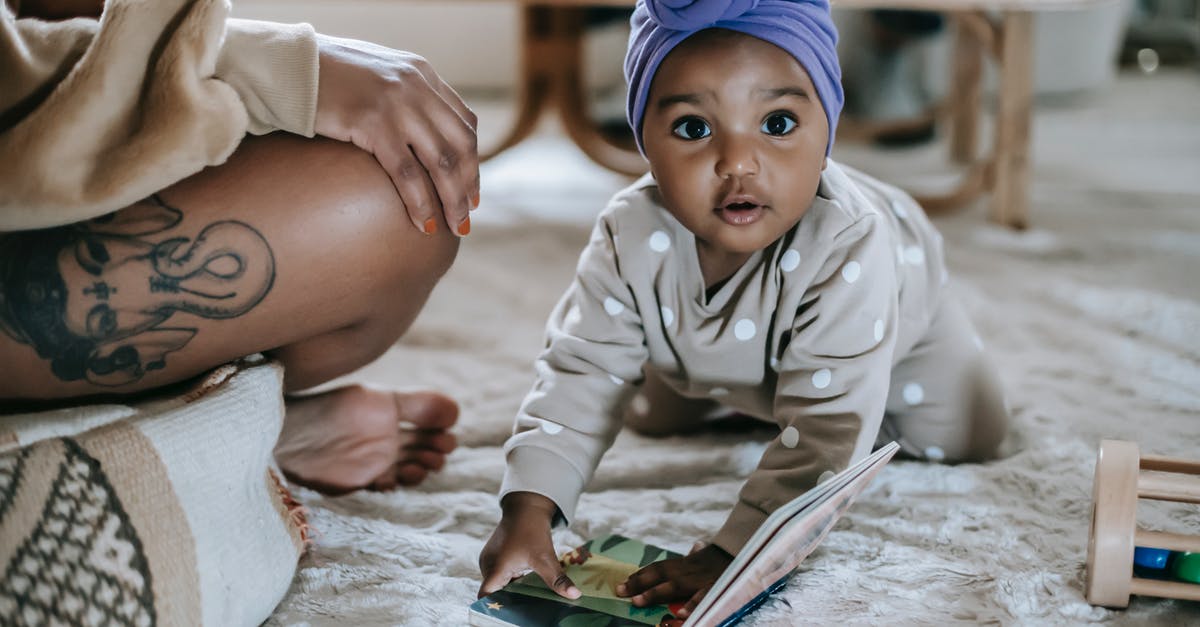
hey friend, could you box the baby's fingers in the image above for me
[534,556,581,600]
[616,562,666,598]
[631,579,684,607]
[477,562,522,599]
[674,585,712,619]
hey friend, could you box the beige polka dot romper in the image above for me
[500,160,1008,554]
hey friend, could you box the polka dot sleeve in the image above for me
[712,214,899,555]
[499,213,648,526]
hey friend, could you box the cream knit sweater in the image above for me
[0,0,319,231]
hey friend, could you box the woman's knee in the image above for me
[0,134,465,401]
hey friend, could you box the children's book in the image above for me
[469,441,900,627]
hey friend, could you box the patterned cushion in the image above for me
[0,358,305,626]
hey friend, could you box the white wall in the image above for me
[232,1,629,92]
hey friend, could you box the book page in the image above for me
[684,442,899,626]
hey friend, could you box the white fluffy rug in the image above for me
[266,72,1200,626]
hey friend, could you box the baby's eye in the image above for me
[672,117,711,140]
[761,113,798,136]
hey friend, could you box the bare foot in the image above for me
[274,384,458,494]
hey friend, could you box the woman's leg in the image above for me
[0,133,462,491]
[881,294,1009,463]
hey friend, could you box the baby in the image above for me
[479,0,1009,620]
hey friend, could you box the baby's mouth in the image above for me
[715,201,765,226]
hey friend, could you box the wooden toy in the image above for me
[1085,439,1200,607]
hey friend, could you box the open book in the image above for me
[470,441,900,626]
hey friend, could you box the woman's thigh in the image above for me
[0,134,459,402]
[882,295,1008,462]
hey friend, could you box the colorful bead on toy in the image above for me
[1132,547,1171,570]
[1172,552,1200,584]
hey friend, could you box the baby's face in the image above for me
[643,29,829,263]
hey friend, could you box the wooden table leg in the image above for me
[484,5,646,175]
[990,11,1034,229]
[481,6,557,160]
[949,12,985,164]
[482,6,571,159]
[549,8,649,175]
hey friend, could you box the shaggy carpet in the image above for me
[267,71,1199,626]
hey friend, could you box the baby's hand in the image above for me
[615,543,732,624]
[477,492,582,600]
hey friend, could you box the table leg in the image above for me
[545,8,647,175]
[990,11,1034,229]
[481,6,558,160]
[949,12,985,164]
[484,6,646,175]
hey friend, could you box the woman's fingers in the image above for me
[314,36,481,236]
[380,57,478,236]
[375,142,441,234]
[404,112,476,236]
[432,77,482,208]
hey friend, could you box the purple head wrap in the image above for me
[624,0,843,156]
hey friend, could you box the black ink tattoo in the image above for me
[0,195,275,386]
[83,282,116,300]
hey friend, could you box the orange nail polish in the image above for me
[423,218,437,235]
[471,192,480,209]
[457,216,471,236]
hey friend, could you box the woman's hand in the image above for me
[478,492,582,600]
[615,543,733,625]
[315,34,480,237]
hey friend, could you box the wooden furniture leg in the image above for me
[550,8,649,175]
[989,11,1034,229]
[484,5,647,174]
[482,6,559,160]
[949,12,985,164]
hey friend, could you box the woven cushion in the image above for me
[0,358,305,626]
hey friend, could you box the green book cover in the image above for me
[469,535,683,627]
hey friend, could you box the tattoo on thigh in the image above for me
[0,196,276,386]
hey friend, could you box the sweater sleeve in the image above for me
[500,212,649,526]
[216,18,317,137]
[0,1,318,231]
[711,214,899,555]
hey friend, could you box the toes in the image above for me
[369,449,447,491]
[402,448,447,471]
[394,463,430,486]
[373,462,429,489]
[395,392,460,430]
[404,430,457,454]
[278,386,461,494]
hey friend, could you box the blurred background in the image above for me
[220,4,1200,623]
[234,0,1196,100]
[229,0,1199,229]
